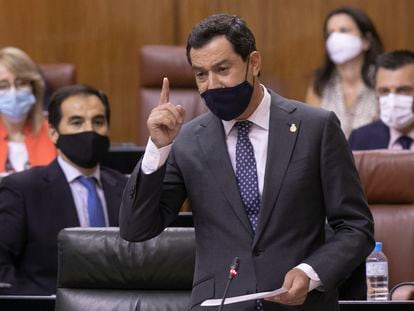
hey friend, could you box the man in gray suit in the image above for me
[120,14,374,310]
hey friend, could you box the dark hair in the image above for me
[186,13,256,64]
[312,6,384,96]
[376,50,414,71]
[48,84,111,130]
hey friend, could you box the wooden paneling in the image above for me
[0,0,413,143]
[176,0,414,102]
[0,0,175,143]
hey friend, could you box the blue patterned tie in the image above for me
[78,176,106,227]
[235,121,263,311]
[236,121,261,231]
[397,135,413,150]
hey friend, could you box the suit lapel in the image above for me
[197,114,254,237]
[381,121,391,148]
[43,160,79,227]
[253,92,300,246]
[101,170,122,226]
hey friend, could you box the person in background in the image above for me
[349,50,414,150]
[120,13,374,310]
[0,47,56,173]
[0,84,127,295]
[306,6,384,138]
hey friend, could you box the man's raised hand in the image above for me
[147,77,186,148]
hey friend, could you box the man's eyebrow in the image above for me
[211,60,230,68]
[68,115,84,121]
[192,59,229,71]
[92,114,106,120]
[397,85,414,90]
[191,65,205,71]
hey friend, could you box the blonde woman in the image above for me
[0,47,56,172]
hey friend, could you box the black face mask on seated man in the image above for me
[56,131,110,168]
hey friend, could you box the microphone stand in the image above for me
[218,257,240,311]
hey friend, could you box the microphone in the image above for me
[218,257,240,311]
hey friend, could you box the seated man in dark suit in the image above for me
[0,84,127,295]
[349,50,414,150]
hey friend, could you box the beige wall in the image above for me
[0,0,413,144]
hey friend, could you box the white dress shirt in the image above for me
[141,85,321,290]
[57,156,109,227]
[7,141,29,172]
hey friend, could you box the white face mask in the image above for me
[326,32,364,64]
[379,93,414,131]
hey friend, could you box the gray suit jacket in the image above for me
[120,90,374,311]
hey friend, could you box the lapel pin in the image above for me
[289,123,297,133]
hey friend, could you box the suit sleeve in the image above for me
[119,147,187,242]
[0,178,26,291]
[303,111,375,290]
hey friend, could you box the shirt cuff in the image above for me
[295,263,322,291]
[141,137,172,174]
[0,282,11,288]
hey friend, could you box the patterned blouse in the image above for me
[320,72,379,138]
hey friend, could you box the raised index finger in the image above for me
[159,77,170,105]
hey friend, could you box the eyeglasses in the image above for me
[0,78,32,92]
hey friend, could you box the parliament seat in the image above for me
[137,45,207,145]
[38,63,76,109]
[38,63,76,94]
[353,150,414,290]
[55,227,195,311]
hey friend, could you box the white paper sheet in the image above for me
[200,287,288,306]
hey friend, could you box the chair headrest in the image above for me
[38,63,76,92]
[140,45,196,88]
[57,227,195,290]
[353,150,414,204]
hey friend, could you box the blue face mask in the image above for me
[200,60,253,121]
[0,89,36,123]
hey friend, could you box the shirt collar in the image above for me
[389,126,414,148]
[57,156,101,186]
[222,84,271,136]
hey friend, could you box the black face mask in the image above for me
[201,81,254,121]
[200,58,253,121]
[56,131,110,168]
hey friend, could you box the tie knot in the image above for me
[237,120,252,136]
[78,176,96,190]
[397,135,413,150]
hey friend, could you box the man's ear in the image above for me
[48,125,59,144]
[249,51,261,77]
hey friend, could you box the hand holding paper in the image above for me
[201,267,314,307]
[266,268,311,305]
[201,287,288,306]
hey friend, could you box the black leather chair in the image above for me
[55,227,195,311]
